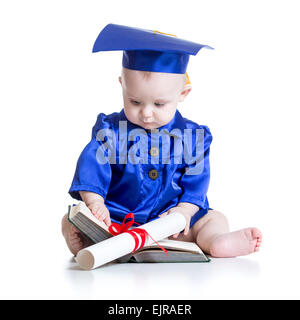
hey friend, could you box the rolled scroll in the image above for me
[75,212,186,270]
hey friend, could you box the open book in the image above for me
[68,202,210,263]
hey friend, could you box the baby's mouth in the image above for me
[141,119,154,125]
[141,121,157,129]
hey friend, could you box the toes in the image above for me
[250,228,262,252]
[70,225,80,235]
[66,226,85,255]
[70,233,81,241]
[255,240,262,251]
[69,230,84,249]
[69,231,80,240]
[70,239,83,250]
[70,237,82,245]
[248,228,263,250]
[251,228,262,241]
[69,231,93,251]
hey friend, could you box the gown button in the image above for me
[149,147,159,157]
[148,169,159,180]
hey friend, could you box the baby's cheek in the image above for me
[124,108,138,123]
[157,109,176,125]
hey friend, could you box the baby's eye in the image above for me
[130,100,141,105]
[154,102,165,107]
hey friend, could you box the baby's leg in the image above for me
[61,214,93,255]
[190,210,262,257]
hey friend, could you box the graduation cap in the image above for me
[92,23,213,75]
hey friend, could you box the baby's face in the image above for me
[119,68,190,130]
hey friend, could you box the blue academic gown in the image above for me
[69,109,213,228]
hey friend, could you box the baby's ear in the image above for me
[178,84,192,102]
[118,76,122,85]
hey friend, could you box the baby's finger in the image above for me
[158,211,169,218]
[99,209,111,223]
[172,232,179,238]
[91,207,101,217]
[92,207,105,220]
[184,225,190,236]
[183,221,190,236]
[92,212,101,221]
[104,214,112,227]
[89,203,100,212]
[96,211,107,222]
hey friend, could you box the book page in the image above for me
[143,238,203,254]
[133,250,209,263]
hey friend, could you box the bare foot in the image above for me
[62,214,94,256]
[209,228,262,258]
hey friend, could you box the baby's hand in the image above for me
[79,191,112,227]
[159,203,199,238]
[88,200,111,227]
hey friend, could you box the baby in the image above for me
[62,24,262,258]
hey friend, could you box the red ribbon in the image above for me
[108,213,168,256]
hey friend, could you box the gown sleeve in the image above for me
[68,113,112,201]
[178,125,213,210]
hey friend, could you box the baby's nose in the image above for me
[141,105,153,119]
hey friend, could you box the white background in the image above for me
[0,0,299,299]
